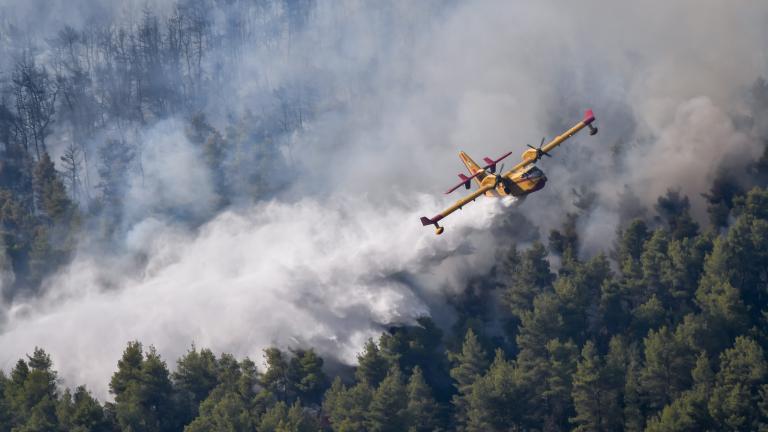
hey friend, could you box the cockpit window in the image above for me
[521,167,544,179]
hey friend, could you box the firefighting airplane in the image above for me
[420,109,598,235]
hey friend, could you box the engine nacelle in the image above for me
[521,148,539,163]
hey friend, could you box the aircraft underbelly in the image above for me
[506,177,547,197]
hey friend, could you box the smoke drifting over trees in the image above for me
[0,1,768,430]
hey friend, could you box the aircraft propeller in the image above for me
[493,164,505,188]
[526,137,552,161]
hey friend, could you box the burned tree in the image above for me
[11,55,58,161]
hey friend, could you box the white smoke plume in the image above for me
[2,195,503,396]
[1,0,768,397]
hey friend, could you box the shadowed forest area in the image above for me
[1,0,768,431]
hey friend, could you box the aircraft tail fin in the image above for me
[459,152,487,183]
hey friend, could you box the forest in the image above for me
[2,0,768,431]
[2,184,768,431]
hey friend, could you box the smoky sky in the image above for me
[1,0,767,398]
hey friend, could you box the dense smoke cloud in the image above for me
[1,0,767,397]
[124,120,218,224]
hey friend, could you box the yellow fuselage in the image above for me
[478,166,547,198]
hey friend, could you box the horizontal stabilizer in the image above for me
[446,170,484,194]
[483,151,513,174]
[487,151,513,167]
[446,150,515,194]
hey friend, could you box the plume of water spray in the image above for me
[0,193,508,397]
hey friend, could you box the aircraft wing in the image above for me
[504,109,597,176]
[421,183,496,234]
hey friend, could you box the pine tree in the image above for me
[262,348,291,402]
[110,342,177,432]
[644,391,710,432]
[236,357,260,402]
[19,398,59,432]
[4,349,61,431]
[321,378,347,428]
[516,292,564,361]
[600,277,633,357]
[726,189,768,324]
[623,348,644,432]
[406,366,440,432]
[616,219,650,263]
[449,329,490,430]
[33,151,72,223]
[288,349,328,405]
[139,347,177,431]
[500,242,554,320]
[654,190,699,240]
[549,213,579,258]
[322,378,372,431]
[673,352,715,429]
[215,353,243,391]
[514,292,567,424]
[173,345,218,423]
[691,352,714,393]
[355,339,389,387]
[708,337,768,430]
[601,337,630,429]
[640,229,671,304]
[694,237,750,352]
[184,356,261,432]
[661,236,711,319]
[185,391,255,432]
[630,294,665,337]
[26,226,53,285]
[59,143,83,202]
[611,221,654,337]
[26,349,60,429]
[642,352,716,432]
[640,327,695,410]
[541,339,579,430]
[366,366,408,432]
[0,189,34,279]
[570,341,613,432]
[377,318,444,376]
[109,341,143,397]
[285,402,318,431]
[5,359,30,426]
[703,174,743,228]
[25,348,58,403]
[56,386,111,432]
[0,371,10,431]
[465,350,525,431]
[259,401,317,432]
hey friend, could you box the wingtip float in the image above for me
[420,109,598,235]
